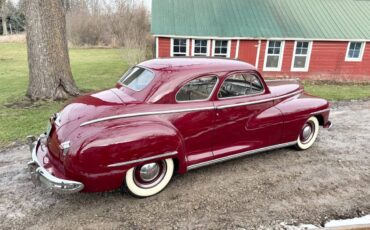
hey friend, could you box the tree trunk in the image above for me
[1,17,7,35]
[1,0,8,35]
[25,0,79,100]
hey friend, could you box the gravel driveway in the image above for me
[1,101,370,229]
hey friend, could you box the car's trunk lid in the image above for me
[265,79,303,97]
[46,88,139,160]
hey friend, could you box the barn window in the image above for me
[171,38,189,56]
[193,39,209,56]
[291,41,312,72]
[213,40,230,57]
[263,40,285,71]
[345,42,365,62]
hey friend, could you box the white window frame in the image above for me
[155,37,159,58]
[345,41,366,62]
[192,39,211,56]
[212,39,231,58]
[263,40,285,71]
[291,41,313,72]
[170,38,190,57]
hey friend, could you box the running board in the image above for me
[187,141,297,171]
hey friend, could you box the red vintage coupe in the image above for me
[27,58,331,197]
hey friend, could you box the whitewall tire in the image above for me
[124,158,174,198]
[296,116,319,150]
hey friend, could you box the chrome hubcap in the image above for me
[300,121,315,143]
[133,161,167,189]
[302,125,312,140]
[139,163,160,182]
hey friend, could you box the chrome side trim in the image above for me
[187,141,297,171]
[311,108,330,115]
[107,151,178,168]
[80,107,215,127]
[216,90,303,109]
[265,78,299,82]
[80,90,303,126]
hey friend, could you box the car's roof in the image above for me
[138,57,256,72]
[132,58,258,103]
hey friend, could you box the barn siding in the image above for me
[257,40,267,72]
[157,37,369,81]
[189,39,192,56]
[230,40,237,58]
[158,37,171,57]
[238,40,258,66]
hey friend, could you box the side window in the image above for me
[218,73,264,98]
[176,76,218,102]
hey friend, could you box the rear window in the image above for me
[119,67,155,91]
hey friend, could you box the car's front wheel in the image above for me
[296,116,319,150]
[124,158,174,198]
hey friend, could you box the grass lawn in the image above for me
[0,42,370,148]
[304,83,370,101]
[0,43,129,147]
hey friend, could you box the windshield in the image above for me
[119,67,155,91]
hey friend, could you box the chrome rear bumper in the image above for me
[27,135,84,194]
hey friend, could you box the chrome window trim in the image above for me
[217,72,265,100]
[187,141,297,170]
[310,108,330,115]
[175,75,219,103]
[107,151,178,167]
[80,90,303,126]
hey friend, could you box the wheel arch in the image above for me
[314,114,324,126]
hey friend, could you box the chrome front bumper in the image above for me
[27,135,84,194]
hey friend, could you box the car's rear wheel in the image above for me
[124,158,174,198]
[296,116,319,150]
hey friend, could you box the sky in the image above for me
[143,0,152,10]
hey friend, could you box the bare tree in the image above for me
[0,0,8,35]
[65,0,151,50]
[25,0,79,100]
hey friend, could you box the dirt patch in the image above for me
[0,101,370,229]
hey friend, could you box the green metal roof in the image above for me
[151,0,370,40]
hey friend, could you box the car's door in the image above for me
[171,75,218,165]
[212,71,284,159]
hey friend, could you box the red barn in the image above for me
[151,0,370,81]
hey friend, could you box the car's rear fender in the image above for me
[274,93,330,143]
[62,117,187,191]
